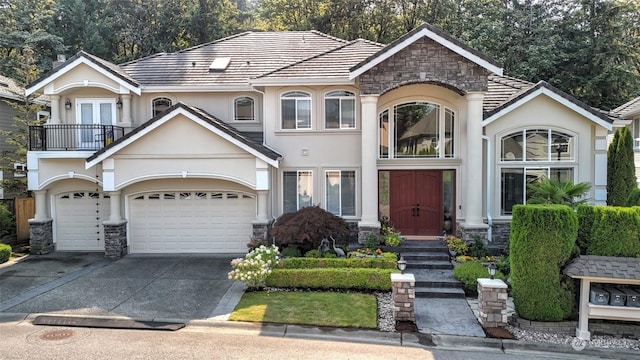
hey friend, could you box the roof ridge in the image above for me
[308,29,349,44]
[489,74,534,88]
[120,52,167,66]
[354,38,385,47]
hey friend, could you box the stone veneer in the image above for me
[477,278,509,327]
[104,221,127,259]
[357,225,380,245]
[29,219,53,254]
[391,273,416,323]
[358,37,490,95]
[251,221,270,243]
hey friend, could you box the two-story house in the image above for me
[24,23,612,257]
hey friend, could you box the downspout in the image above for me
[482,135,493,243]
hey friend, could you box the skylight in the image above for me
[209,57,231,72]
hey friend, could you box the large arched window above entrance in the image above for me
[499,129,577,215]
[152,97,172,117]
[379,102,455,159]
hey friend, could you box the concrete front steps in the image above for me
[397,240,465,299]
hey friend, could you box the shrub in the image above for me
[510,205,577,321]
[496,255,510,275]
[276,256,397,269]
[588,206,640,257]
[445,235,467,255]
[228,245,280,289]
[364,232,379,251]
[0,203,15,239]
[304,249,321,258]
[607,126,636,206]
[0,243,11,263]
[269,206,349,252]
[280,246,301,258]
[384,231,402,247]
[626,188,640,206]
[576,205,597,255]
[323,252,337,258]
[526,178,590,208]
[266,268,395,290]
[468,236,488,258]
[453,261,507,297]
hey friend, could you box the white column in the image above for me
[33,190,49,221]
[576,279,591,340]
[465,92,485,226]
[120,94,132,126]
[49,95,60,124]
[107,191,122,223]
[256,190,269,222]
[358,95,380,228]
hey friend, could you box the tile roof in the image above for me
[120,31,348,87]
[484,75,534,113]
[255,39,384,81]
[564,255,640,280]
[87,102,282,163]
[0,74,24,101]
[612,96,640,118]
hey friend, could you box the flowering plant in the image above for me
[228,244,280,289]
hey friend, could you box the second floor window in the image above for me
[281,91,311,130]
[325,91,355,129]
[234,97,255,121]
[153,97,172,117]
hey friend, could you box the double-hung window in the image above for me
[325,91,355,129]
[325,170,356,216]
[500,129,576,215]
[281,91,311,129]
[234,96,255,121]
[283,171,313,213]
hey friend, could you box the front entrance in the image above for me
[380,170,454,236]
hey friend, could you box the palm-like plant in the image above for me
[526,179,591,209]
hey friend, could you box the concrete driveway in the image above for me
[0,252,244,321]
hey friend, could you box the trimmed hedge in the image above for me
[0,243,11,263]
[266,268,396,290]
[452,261,507,297]
[276,257,397,269]
[587,206,640,257]
[510,205,576,321]
[576,204,596,254]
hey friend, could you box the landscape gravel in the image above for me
[375,292,395,332]
[506,325,640,351]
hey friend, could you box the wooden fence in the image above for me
[1,197,34,242]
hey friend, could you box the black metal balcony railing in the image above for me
[29,125,125,151]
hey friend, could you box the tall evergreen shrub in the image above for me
[576,205,597,255]
[607,127,636,206]
[510,205,577,321]
[588,206,640,257]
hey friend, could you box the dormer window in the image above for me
[152,97,172,117]
[234,96,255,121]
[325,90,355,129]
[281,91,311,130]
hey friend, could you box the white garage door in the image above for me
[129,191,256,253]
[55,192,110,251]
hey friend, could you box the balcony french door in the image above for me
[76,99,116,149]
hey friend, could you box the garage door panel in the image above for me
[55,192,110,251]
[129,191,255,253]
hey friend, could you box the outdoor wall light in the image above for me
[488,262,497,280]
[397,256,407,274]
[65,98,71,110]
[116,97,123,109]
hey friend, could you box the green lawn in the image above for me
[229,291,378,329]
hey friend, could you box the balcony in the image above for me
[29,125,125,151]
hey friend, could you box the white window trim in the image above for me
[378,101,457,159]
[324,90,357,130]
[324,169,357,218]
[499,128,577,163]
[281,91,312,130]
[233,96,256,122]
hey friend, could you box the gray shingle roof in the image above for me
[564,255,640,280]
[0,75,24,101]
[120,31,348,87]
[255,39,384,81]
[612,96,640,118]
[87,102,282,163]
[484,75,534,113]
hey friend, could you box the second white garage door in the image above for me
[128,191,256,253]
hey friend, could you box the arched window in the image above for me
[152,97,172,117]
[281,91,311,130]
[378,101,455,158]
[234,96,255,121]
[325,90,355,129]
[499,129,576,215]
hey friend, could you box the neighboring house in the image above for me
[611,96,640,184]
[24,23,612,257]
[0,75,49,199]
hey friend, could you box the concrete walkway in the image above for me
[415,297,486,337]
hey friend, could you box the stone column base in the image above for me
[357,225,380,245]
[251,220,271,246]
[29,219,54,255]
[104,221,128,259]
[457,222,489,243]
[391,273,416,323]
[477,278,508,327]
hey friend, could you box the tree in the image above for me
[607,126,636,205]
[527,178,591,209]
[0,47,46,197]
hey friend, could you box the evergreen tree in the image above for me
[607,127,637,205]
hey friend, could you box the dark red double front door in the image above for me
[389,170,443,236]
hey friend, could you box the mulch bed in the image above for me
[395,321,418,332]
[484,326,516,339]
